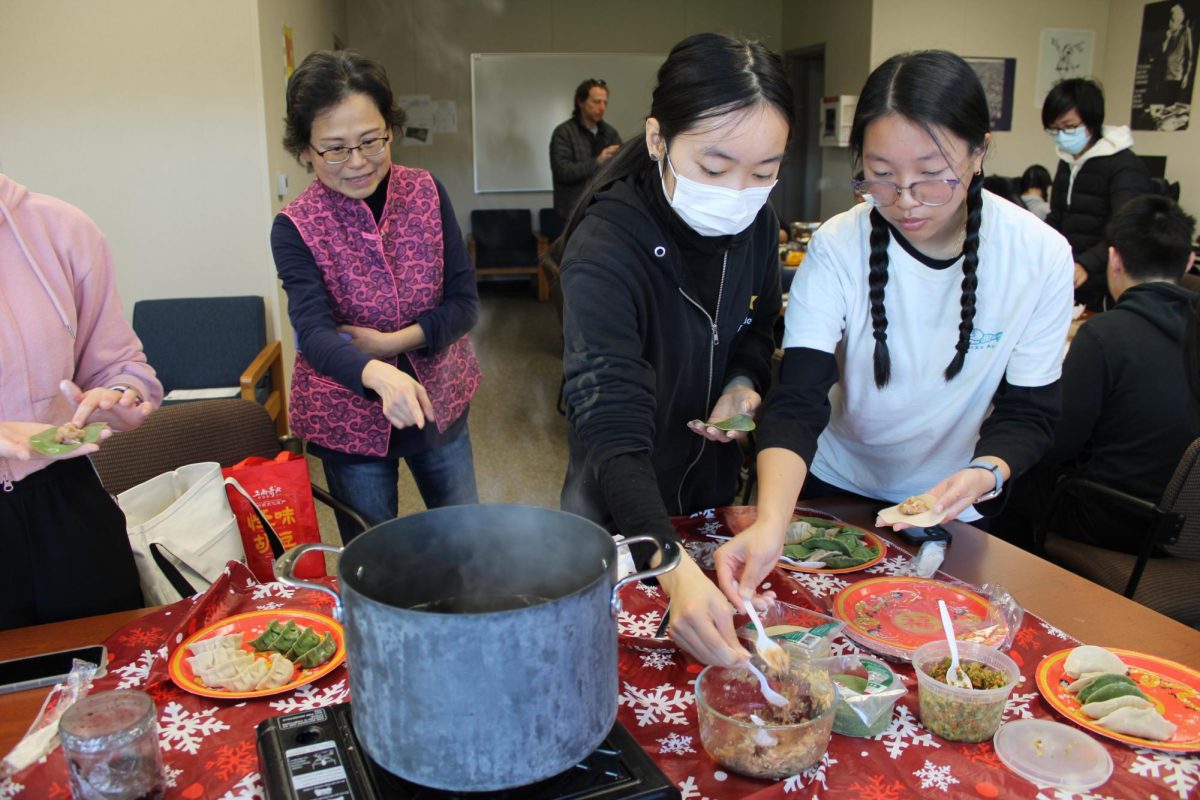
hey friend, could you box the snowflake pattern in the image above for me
[158,702,231,755]
[783,751,838,793]
[636,582,663,597]
[162,762,184,789]
[1038,619,1077,642]
[619,609,665,639]
[677,775,715,800]
[256,601,285,611]
[830,636,867,657]
[217,772,265,799]
[786,570,850,598]
[251,582,296,601]
[865,554,913,575]
[914,759,959,792]
[1129,747,1200,799]
[846,772,904,800]
[657,732,695,755]
[117,626,164,649]
[112,649,159,689]
[872,703,941,759]
[1004,689,1040,720]
[640,650,676,670]
[205,741,258,780]
[683,540,720,569]
[696,520,722,536]
[1034,790,1117,800]
[0,778,23,799]
[266,678,351,714]
[618,681,694,727]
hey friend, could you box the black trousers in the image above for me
[1,458,142,630]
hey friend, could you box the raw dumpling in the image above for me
[250,621,286,650]
[227,658,270,692]
[187,632,244,655]
[255,653,295,690]
[1077,674,1141,704]
[1064,645,1126,679]
[284,627,322,660]
[1081,694,1154,719]
[1094,706,1177,741]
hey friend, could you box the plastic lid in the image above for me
[993,719,1113,791]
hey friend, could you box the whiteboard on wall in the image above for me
[471,53,663,193]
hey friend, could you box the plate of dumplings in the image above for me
[1036,644,1200,752]
[168,609,345,699]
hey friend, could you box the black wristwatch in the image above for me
[967,459,1004,501]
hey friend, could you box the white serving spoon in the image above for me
[743,660,790,708]
[742,597,790,673]
[937,599,972,689]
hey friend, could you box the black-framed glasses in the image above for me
[312,133,391,165]
[1044,124,1085,135]
[852,178,962,208]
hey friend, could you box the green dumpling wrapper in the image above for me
[1083,681,1147,706]
[271,620,302,653]
[1076,673,1137,704]
[285,627,322,660]
[251,620,287,651]
[297,633,336,669]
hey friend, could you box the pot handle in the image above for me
[273,543,345,621]
[610,533,681,617]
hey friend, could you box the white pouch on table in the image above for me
[119,462,246,605]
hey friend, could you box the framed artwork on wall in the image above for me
[1036,29,1095,109]
[965,57,1017,131]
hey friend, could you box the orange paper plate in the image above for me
[831,576,1008,660]
[1036,647,1200,752]
[168,610,345,699]
[723,508,887,574]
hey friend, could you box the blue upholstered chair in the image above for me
[132,296,287,436]
[468,209,548,301]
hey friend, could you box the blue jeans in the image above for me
[321,425,479,543]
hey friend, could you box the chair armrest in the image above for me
[467,236,476,263]
[1033,476,1158,555]
[241,340,282,397]
[312,484,370,537]
[537,233,549,257]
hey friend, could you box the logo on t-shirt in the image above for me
[969,328,1003,351]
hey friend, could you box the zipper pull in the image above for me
[712,321,719,347]
[2,480,13,493]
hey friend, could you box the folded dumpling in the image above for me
[1064,645,1126,679]
[255,653,296,690]
[1095,706,1177,741]
[188,632,244,656]
[1081,693,1154,718]
[228,657,270,692]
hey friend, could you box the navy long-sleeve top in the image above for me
[271,174,478,461]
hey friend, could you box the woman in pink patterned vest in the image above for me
[272,50,481,542]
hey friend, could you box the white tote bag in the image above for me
[119,462,247,605]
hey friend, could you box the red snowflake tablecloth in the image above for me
[3,509,1198,799]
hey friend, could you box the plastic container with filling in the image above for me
[831,656,907,737]
[695,657,837,779]
[736,601,845,661]
[913,640,1020,743]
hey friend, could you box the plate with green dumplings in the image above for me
[169,610,345,699]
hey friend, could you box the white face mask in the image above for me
[660,150,776,237]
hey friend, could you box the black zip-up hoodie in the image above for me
[1047,281,1199,551]
[559,168,782,543]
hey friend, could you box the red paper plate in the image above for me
[168,609,345,699]
[722,508,887,574]
[831,576,1008,660]
[1036,647,1200,752]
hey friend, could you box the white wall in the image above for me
[0,0,278,330]
[781,0,874,220]
[346,0,784,232]
[870,0,1112,187]
[1102,0,1200,215]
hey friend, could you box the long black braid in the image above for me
[867,209,892,388]
[944,171,984,380]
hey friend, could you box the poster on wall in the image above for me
[397,95,434,146]
[1035,29,1095,109]
[1131,0,1198,131]
[965,57,1016,131]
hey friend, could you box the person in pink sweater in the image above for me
[0,173,162,629]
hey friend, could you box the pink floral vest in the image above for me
[283,166,481,456]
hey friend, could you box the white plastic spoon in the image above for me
[742,597,790,673]
[743,660,790,707]
[937,599,972,689]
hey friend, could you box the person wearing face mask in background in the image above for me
[1042,78,1152,311]
[556,32,790,666]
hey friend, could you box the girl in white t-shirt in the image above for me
[693,51,1074,658]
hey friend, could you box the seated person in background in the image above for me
[982,174,1023,206]
[0,173,163,630]
[993,195,1200,553]
[1019,164,1052,220]
[1042,78,1153,311]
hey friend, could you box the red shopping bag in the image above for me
[222,453,326,582]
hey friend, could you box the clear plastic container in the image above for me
[59,689,164,800]
[913,640,1020,743]
[831,656,907,737]
[736,601,845,661]
[695,658,837,779]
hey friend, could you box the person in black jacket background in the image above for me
[558,33,791,666]
[1043,78,1153,310]
[994,195,1200,552]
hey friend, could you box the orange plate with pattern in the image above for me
[168,609,345,699]
[831,576,1007,658]
[723,508,887,574]
[1036,647,1200,752]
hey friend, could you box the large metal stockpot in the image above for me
[275,503,679,792]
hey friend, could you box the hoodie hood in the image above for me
[1061,125,1136,204]
[1115,281,1194,344]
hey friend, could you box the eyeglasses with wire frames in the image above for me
[311,132,392,165]
[851,177,963,208]
[1043,124,1086,135]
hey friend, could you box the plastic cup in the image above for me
[912,640,1020,743]
[59,690,164,800]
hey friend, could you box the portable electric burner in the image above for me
[257,703,681,800]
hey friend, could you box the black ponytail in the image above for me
[945,172,984,380]
[867,209,892,387]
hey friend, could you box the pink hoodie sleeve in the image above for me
[70,229,164,406]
